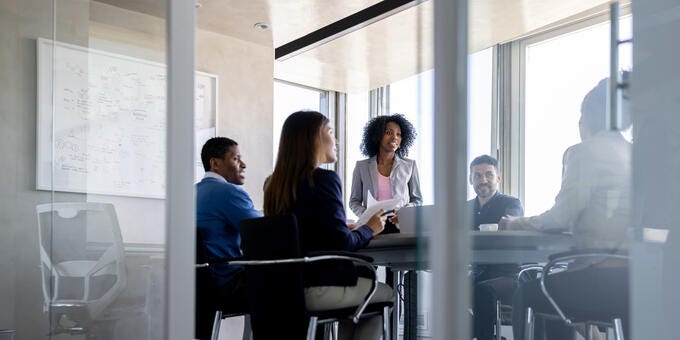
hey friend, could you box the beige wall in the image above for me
[90,0,274,209]
[196,29,274,209]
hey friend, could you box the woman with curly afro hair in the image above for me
[349,114,422,233]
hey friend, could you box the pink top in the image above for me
[376,171,393,201]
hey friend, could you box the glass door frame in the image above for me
[166,0,196,339]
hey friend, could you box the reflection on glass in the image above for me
[37,203,152,338]
[40,1,170,338]
[524,17,633,216]
[506,73,632,340]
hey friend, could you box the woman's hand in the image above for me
[387,210,399,224]
[365,209,386,236]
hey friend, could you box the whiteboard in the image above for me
[36,38,217,199]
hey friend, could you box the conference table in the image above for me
[359,230,575,338]
[360,230,575,268]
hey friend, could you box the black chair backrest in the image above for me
[240,215,308,339]
[195,228,219,339]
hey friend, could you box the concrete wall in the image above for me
[0,0,273,338]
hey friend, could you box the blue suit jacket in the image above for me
[196,177,261,287]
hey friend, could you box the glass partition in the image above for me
[7,1,679,339]
[40,1,169,339]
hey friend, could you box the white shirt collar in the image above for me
[204,171,227,183]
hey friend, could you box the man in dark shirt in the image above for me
[468,155,523,231]
[467,155,523,340]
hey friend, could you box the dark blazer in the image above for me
[291,168,374,287]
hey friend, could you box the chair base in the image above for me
[523,307,625,340]
[210,310,251,340]
[306,305,393,340]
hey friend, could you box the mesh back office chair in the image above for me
[36,202,127,337]
[523,250,629,340]
[197,215,393,340]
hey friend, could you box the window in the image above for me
[522,17,632,216]
[273,81,327,164]
[386,47,494,202]
[344,92,370,219]
[388,70,435,205]
[468,48,494,199]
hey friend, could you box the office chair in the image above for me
[196,228,251,340]
[488,264,546,340]
[522,250,629,340]
[197,214,393,340]
[36,202,129,338]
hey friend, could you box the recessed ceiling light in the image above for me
[254,22,270,30]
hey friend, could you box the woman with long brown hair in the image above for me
[264,110,394,339]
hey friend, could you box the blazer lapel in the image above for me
[368,156,379,199]
[390,156,405,200]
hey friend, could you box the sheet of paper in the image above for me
[356,192,401,227]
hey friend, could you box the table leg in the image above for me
[403,271,418,340]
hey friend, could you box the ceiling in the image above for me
[94,0,625,93]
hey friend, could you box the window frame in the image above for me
[272,78,333,166]
[498,5,632,204]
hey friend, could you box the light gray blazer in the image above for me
[349,155,423,217]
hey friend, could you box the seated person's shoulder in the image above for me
[497,193,522,208]
[314,167,340,181]
[200,178,248,196]
[313,168,342,191]
[499,193,520,202]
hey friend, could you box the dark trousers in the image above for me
[512,266,629,340]
[473,274,518,340]
[195,273,247,340]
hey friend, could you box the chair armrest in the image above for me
[197,253,379,324]
[195,256,244,268]
[547,248,628,262]
[306,251,376,280]
[306,250,374,263]
[516,265,543,283]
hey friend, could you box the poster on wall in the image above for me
[36,38,217,199]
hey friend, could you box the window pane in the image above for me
[468,47,494,199]
[273,81,326,163]
[345,92,370,219]
[524,17,632,216]
[388,70,435,205]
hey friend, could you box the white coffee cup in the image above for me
[479,223,499,232]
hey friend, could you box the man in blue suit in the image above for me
[195,137,261,339]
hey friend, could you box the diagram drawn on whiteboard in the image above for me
[36,38,217,199]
